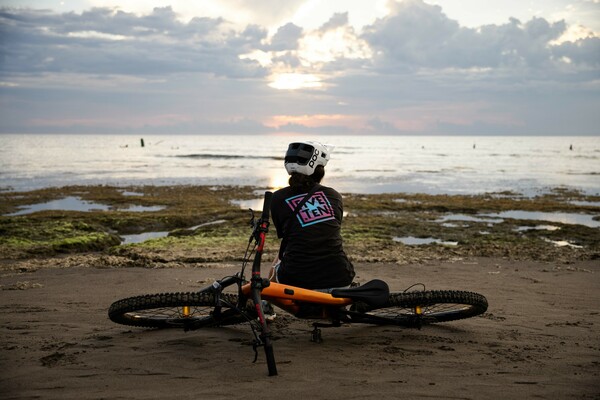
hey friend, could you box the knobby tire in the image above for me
[108,291,247,329]
[356,290,488,326]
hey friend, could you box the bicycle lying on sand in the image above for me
[108,191,488,376]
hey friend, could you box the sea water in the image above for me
[0,134,598,195]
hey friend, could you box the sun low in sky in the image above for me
[0,0,598,135]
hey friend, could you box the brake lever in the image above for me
[247,209,257,244]
[248,208,256,228]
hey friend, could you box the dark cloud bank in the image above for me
[0,0,598,135]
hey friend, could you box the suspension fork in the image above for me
[250,191,277,376]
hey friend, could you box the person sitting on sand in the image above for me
[268,141,355,291]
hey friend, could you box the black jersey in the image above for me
[270,184,355,289]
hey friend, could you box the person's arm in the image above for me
[268,256,280,281]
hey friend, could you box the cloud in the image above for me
[0,1,598,136]
[365,117,401,134]
[274,122,353,135]
[84,0,308,30]
[265,22,303,51]
[2,2,595,80]
[318,12,349,32]
[361,1,573,70]
[552,36,600,65]
[212,0,306,28]
[0,7,267,78]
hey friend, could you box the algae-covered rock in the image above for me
[0,219,121,257]
[0,185,598,266]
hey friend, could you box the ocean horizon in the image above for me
[1,134,598,196]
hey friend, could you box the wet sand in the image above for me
[1,257,598,399]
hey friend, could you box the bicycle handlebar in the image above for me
[261,191,273,223]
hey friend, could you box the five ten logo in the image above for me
[285,191,335,227]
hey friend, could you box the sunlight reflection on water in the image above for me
[6,196,165,216]
[393,236,458,246]
[482,210,600,228]
[437,210,598,228]
[1,134,598,195]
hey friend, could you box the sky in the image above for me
[0,0,599,135]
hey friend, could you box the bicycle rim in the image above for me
[108,291,247,328]
[358,290,488,327]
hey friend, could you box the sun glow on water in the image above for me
[269,170,289,190]
[1,134,599,196]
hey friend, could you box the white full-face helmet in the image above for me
[284,141,333,176]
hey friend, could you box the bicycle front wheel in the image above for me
[108,291,249,329]
[357,290,488,327]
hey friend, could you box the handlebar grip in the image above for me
[261,191,273,221]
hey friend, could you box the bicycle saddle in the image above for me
[331,279,390,308]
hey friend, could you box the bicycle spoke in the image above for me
[126,305,214,322]
[109,291,249,328]
[358,290,488,326]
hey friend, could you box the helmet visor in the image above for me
[285,143,314,166]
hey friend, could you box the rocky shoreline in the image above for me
[1,185,598,271]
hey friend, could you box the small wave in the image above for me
[573,155,600,160]
[355,169,396,172]
[327,150,355,154]
[565,171,599,176]
[451,166,474,171]
[170,154,282,161]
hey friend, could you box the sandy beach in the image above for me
[1,255,598,399]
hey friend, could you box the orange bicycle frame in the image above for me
[241,281,352,317]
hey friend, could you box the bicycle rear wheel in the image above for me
[355,290,488,327]
[108,291,248,329]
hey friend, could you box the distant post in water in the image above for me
[141,138,145,147]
